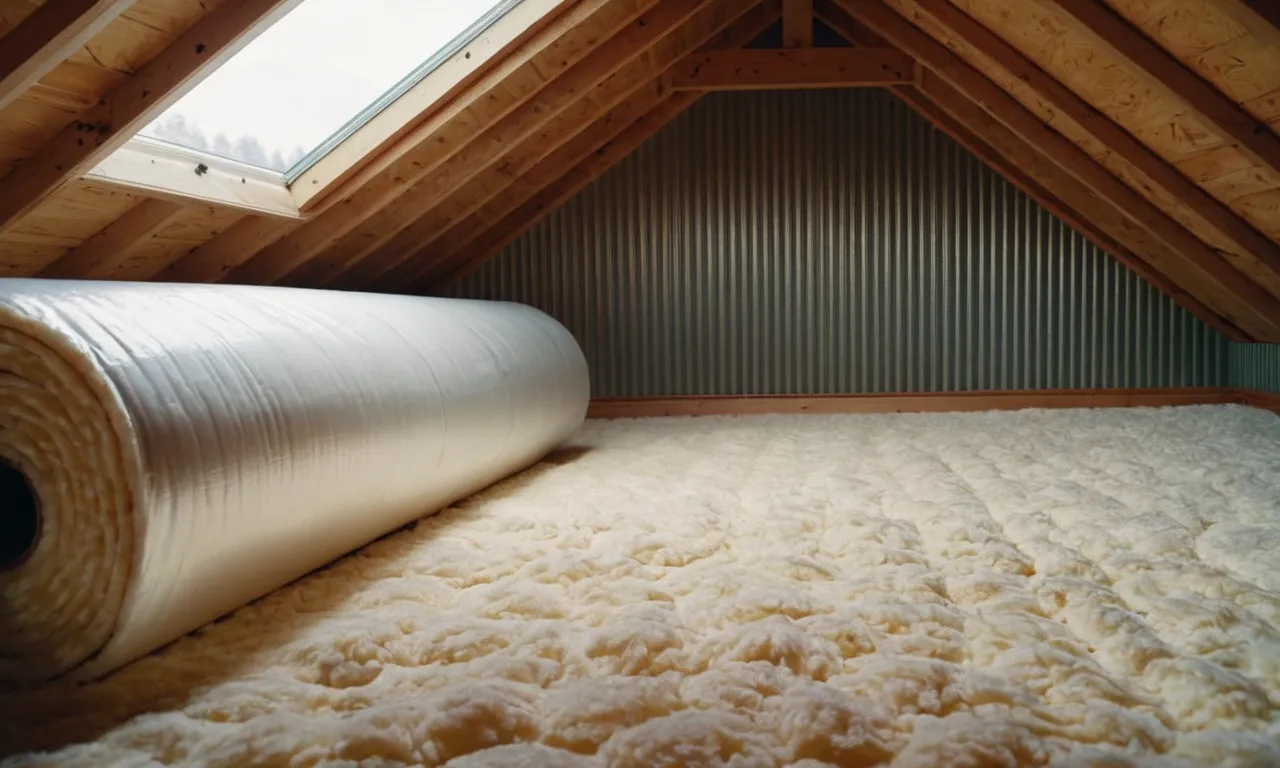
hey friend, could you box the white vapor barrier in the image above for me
[0,280,589,684]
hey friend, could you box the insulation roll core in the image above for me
[0,461,41,570]
[0,279,589,685]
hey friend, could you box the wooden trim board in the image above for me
[85,136,303,219]
[587,387,1261,419]
[668,49,914,90]
[1247,390,1280,415]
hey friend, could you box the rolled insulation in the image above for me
[0,279,589,684]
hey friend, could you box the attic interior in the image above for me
[0,0,1278,764]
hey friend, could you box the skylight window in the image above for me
[139,0,516,175]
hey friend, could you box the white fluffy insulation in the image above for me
[2,404,1279,767]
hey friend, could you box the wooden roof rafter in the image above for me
[836,0,1280,340]
[667,48,915,91]
[0,0,133,114]
[272,0,743,290]
[288,0,580,213]
[201,0,652,286]
[909,0,1280,301]
[782,0,814,48]
[37,196,187,279]
[1215,1,1280,50]
[816,0,1246,340]
[1044,0,1280,178]
[312,0,774,291]
[402,0,786,292]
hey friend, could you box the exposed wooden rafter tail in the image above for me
[0,0,304,236]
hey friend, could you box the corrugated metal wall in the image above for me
[452,89,1230,398]
[1231,344,1280,394]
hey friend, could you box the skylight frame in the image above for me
[282,0,529,185]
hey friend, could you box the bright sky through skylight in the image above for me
[141,0,507,172]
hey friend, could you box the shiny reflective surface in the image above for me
[455,89,1229,396]
[0,279,588,683]
[1231,343,1280,394]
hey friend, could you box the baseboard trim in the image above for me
[587,387,1278,419]
[1246,389,1280,414]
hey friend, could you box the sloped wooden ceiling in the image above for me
[0,0,1277,342]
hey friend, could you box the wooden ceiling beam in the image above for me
[290,0,758,291]
[37,197,187,279]
[218,0,653,286]
[1042,0,1280,177]
[0,0,133,114]
[386,4,781,293]
[668,48,914,91]
[912,0,1280,299]
[0,0,303,237]
[431,93,702,291]
[783,0,813,48]
[838,0,1280,340]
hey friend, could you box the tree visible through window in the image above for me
[146,114,308,172]
[138,0,513,174]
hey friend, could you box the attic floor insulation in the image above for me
[3,405,1280,767]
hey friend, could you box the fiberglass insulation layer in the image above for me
[1,405,1278,766]
[0,279,588,684]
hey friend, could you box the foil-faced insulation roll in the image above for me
[0,279,589,684]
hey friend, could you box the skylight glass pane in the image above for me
[139,0,512,173]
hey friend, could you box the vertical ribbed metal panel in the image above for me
[451,89,1230,398]
[1231,344,1280,394]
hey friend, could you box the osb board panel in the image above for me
[0,0,211,182]
[939,0,1280,246]
[1104,0,1280,125]
[882,0,1280,297]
